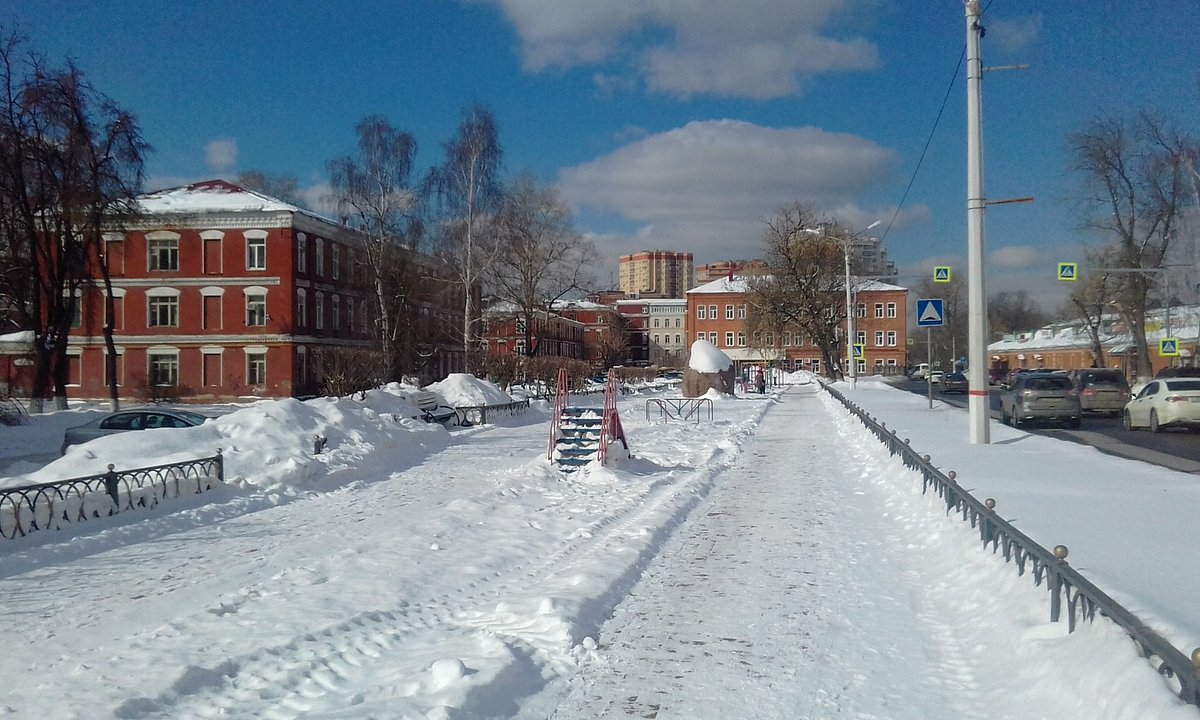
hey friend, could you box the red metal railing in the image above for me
[547,367,569,461]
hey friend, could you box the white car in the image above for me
[1122,379,1200,432]
[928,370,944,384]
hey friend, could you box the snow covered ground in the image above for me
[0,374,1196,718]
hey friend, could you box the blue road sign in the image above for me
[1160,338,1180,357]
[916,298,944,327]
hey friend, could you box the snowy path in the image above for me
[522,388,1190,720]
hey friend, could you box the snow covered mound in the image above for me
[425,373,514,406]
[688,339,732,372]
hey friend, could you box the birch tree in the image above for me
[427,104,502,370]
[328,116,422,380]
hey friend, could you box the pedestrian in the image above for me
[756,368,766,394]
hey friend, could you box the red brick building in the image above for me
[686,275,908,376]
[35,180,465,401]
[483,304,585,360]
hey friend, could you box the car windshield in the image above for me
[1084,372,1126,386]
[1164,380,1200,392]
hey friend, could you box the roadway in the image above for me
[897,378,1200,473]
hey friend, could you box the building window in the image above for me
[148,294,179,327]
[738,332,746,347]
[856,330,867,345]
[811,359,821,374]
[675,334,681,344]
[887,330,897,347]
[148,351,178,386]
[332,295,341,331]
[708,332,717,344]
[346,298,354,335]
[886,302,897,319]
[697,305,706,320]
[675,318,681,328]
[764,333,774,346]
[708,304,716,318]
[246,292,267,327]
[332,245,341,279]
[653,334,660,345]
[297,234,307,273]
[856,303,866,319]
[875,330,885,347]
[874,303,884,318]
[724,331,734,346]
[315,238,325,276]
[296,289,306,328]
[697,332,704,341]
[725,304,734,320]
[316,292,325,330]
[149,236,178,271]
[247,351,267,386]
[296,347,307,385]
[653,318,660,328]
[782,331,791,346]
[246,233,266,271]
[737,304,746,319]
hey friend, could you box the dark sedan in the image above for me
[941,371,968,394]
[61,408,210,454]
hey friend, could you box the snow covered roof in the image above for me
[688,275,906,295]
[988,304,1200,353]
[135,179,340,228]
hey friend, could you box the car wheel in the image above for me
[1150,410,1161,433]
[1123,411,1134,431]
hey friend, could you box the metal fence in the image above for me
[0,451,225,541]
[456,399,532,426]
[821,383,1200,707]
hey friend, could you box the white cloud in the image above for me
[987,15,1042,53]
[481,0,879,99]
[560,119,897,267]
[205,139,238,173]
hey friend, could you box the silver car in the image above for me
[61,408,210,454]
[1000,372,1081,429]
[1071,369,1130,416]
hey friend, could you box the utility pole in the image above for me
[965,0,990,444]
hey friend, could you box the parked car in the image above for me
[928,370,944,384]
[1069,368,1131,416]
[908,363,930,380]
[1122,379,1200,432]
[999,372,1081,428]
[61,408,211,454]
[941,372,968,394]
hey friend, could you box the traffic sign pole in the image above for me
[927,328,934,409]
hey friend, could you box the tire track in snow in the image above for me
[113,397,771,718]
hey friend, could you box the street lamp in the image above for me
[803,220,881,389]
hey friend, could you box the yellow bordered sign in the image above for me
[1057,262,1078,281]
[933,266,951,283]
[853,343,865,359]
[1160,338,1180,357]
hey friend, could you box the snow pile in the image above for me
[425,373,514,406]
[688,339,732,372]
[1,387,448,494]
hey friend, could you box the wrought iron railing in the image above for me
[455,399,531,426]
[821,382,1200,707]
[0,451,225,541]
[645,397,714,423]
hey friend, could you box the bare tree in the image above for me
[744,203,846,379]
[427,104,503,368]
[0,32,147,411]
[988,290,1048,339]
[328,116,423,380]
[236,170,300,205]
[1064,246,1121,368]
[485,173,598,355]
[1069,111,1196,379]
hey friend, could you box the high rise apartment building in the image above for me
[618,250,694,299]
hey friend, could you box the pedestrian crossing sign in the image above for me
[1057,262,1078,281]
[933,266,951,283]
[1160,338,1180,357]
[853,343,865,359]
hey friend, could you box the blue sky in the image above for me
[6,1,1197,308]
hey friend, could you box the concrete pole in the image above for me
[966,0,990,444]
[845,241,856,390]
